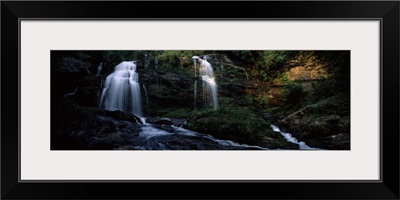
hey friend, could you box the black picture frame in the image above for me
[1,1,399,199]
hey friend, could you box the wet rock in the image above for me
[308,115,349,138]
[146,117,174,126]
[97,110,143,124]
[258,136,299,150]
[152,134,262,150]
[147,117,186,126]
[171,118,187,127]
[117,122,128,129]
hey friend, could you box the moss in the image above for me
[184,106,272,145]
[162,108,194,119]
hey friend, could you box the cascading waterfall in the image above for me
[192,56,199,76]
[199,57,218,110]
[192,56,199,110]
[270,125,317,150]
[99,61,142,116]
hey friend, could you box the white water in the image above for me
[96,62,103,77]
[172,126,267,149]
[99,61,142,116]
[64,86,79,98]
[192,56,199,76]
[140,126,171,139]
[204,134,268,150]
[198,57,218,110]
[270,125,317,150]
[194,80,197,109]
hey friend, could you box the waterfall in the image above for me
[99,61,142,116]
[194,80,197,109]
[96,62,103,77]
[97,80,104,108]
[192,56,199,76]
[199,58,218,110]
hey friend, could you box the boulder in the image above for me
[153,118,174,126]
[304,133,350,150]
[258,136,299,150]
[146,117,186,126]
[97,110,143,124]
[308,115,349,138]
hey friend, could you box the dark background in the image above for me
[1,1,399,199]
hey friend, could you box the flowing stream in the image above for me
[132,122,268,150]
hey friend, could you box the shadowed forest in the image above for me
[51,50,350,150]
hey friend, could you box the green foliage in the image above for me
[155,50,183,69]
[184,106,271,144]
[243,94,254,105]
[154,50,207,74]
[280,74,305,105]
[256,51,290,81]
[254,93,269,108]
[312,96,350,117]
[218,96,235,106]
[283,83,305,105]
[311,79,335,100]
[162,108,194,119]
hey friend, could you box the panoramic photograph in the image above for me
[51,50,350,150]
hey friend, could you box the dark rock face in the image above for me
[304,133,350,150]
[52,57,92,99]
[52,114,144,150]
[308,115,349,138]
[141,72,195,115]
